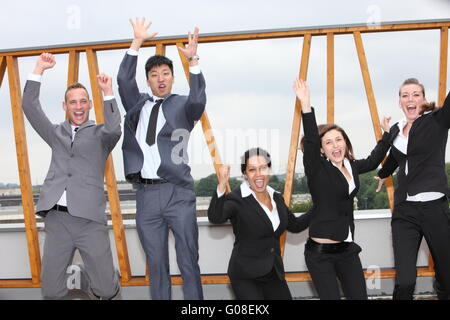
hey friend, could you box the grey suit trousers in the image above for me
[41,209,119,299]
[135,182,203,300]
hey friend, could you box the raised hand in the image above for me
[33,53,56,75]
[177,27,200,66]
[217,164,230,194]
[130,17,158,50]
[374,176,386,192]
[293,77,311,112]
[381,116,392,133]
[97,73,113,97]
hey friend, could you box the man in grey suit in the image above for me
[22,53,121,299]
[117,18,205,300]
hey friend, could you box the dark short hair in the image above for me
[399,77,436,114]
[300,123,355,161]
[64,82,90,102]
[145,55,174,79]
[240,147,272,175]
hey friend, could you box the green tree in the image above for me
[195,174,218,196]
[291,200,313,213]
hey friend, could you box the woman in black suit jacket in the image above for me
[208,148,310,300]
[294,78,391,300]
[376,78,450,300]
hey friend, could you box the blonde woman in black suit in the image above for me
[294,77,391,300]
[376,78,450,300]
[207,148,310,300]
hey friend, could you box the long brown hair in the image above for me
[399,78,436,114]
[300,123,355,161]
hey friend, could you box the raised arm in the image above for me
[117,18,158,112]
[293,78,321,175]
[97,73,122,152]
[179,27,206,124]
[377,151,399,179]
[207,165,235,224]
[353,116,392,174]
[432,90,450,128]
[22,53,57,147]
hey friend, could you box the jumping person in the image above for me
[117,18,206,300]
[22,53,121,300]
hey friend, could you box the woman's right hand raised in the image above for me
[293,77,311,112]
[218,164,230,194]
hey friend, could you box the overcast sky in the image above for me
[1,0,450,184]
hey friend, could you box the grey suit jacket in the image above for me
[117,53,206,189]
[22,80,122,224]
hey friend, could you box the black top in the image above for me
[378,91,450,205]
[302,108,390,241]
[207,186,310,280]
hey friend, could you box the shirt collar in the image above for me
[330,158,354,178]
[240,180,277,199]
[397,110,431,130]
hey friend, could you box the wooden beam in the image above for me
[85,49,132,282]
[176,42,230,193]
[66,51,80,120]
[155,43,166,56]
[2,20,450,58]
[281,34,312,257]
[327,33,335,124]
[353,32,382,140]
[353,31,395,211]
[67,50,80,86]
[0,56,6,87]
[438,27,448,106]
[6,56,41,285]
[1,265,435,288]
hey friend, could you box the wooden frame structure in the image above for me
[0,19,448,288]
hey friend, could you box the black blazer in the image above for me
[302,109,390,241]
[378,91,450,205]
[207,186,310,281]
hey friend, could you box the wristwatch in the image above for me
[188,55,200,61]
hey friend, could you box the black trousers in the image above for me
[391,197,450,300]
[230,268,292,300]
[304,239,368,300]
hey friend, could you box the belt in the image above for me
[139,178,168,185]
[52,204,68,212]
[403,196,447,207]
[306,238,351,254]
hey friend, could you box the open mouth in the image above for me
[158,84,167,92]
[406,104,417,115]
[73,111,85,121]
[254,179,265,189]
[331,150,342,159]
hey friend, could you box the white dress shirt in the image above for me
[126,49,201,179]
[217,181,281,231]
[393,118,444,202]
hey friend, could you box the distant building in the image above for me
[0,188,21,196]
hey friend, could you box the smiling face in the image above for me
[320,129,348,166]
[147,64,174,97]
[245,155,271,194]
[63,87,92,126]
[399,83,427,123]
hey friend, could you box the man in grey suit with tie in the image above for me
[22,53,121,299]
[117,18,206,300]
